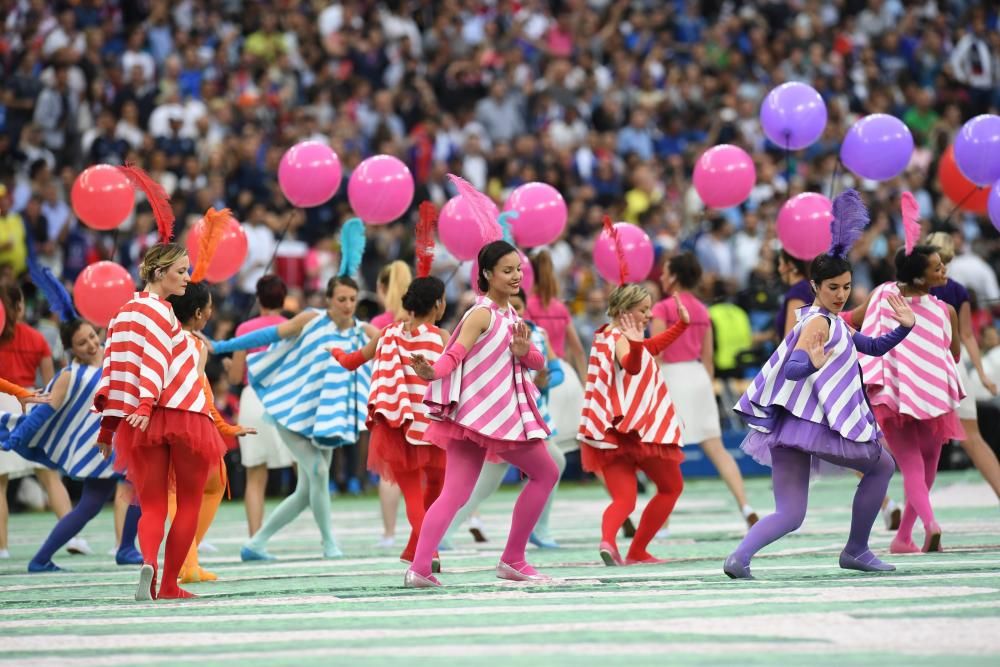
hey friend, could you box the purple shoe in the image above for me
[839,549,895,573]
[723,553,754,580]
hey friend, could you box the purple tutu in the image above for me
[741,409,886,472]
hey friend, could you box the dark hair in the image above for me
[476,240,519,293]
[59,318,94,353]
[780,250,810,279]
[667,252,703,289]
[0,285,24,343]
[326,275,359,298]
[530,250,558,306]
[809,254,852,286]
[895,244,939,284]
[168,281,212,325]
[401,276,445,317]
[256,274,287,310]
[204,357,225,387]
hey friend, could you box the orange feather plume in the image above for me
[416,202,437,278]
[117,162,175,242]
[602,215,628,285]
[190,207,231,283]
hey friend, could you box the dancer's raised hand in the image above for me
[511,321,531,358]
[806,330,833,369]
[886,294,916,328]
[619,313,645,342]
[674,295,690,324]
[410,353,435,381]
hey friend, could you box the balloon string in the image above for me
[443,264,461,285]
[242,210,296,322]
[784,132,792,188]
[943,185,982,225]
[828,159,841,200]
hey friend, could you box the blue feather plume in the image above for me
[23,227,78,322]
[828,189,869,259]
[337,217,367,277]
[497,211,518,245]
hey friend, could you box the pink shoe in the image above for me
[496,560,550,582]
[923,522,943,553]
[599,541,625,566]
[889,536,921,554]
[403,570,441,588]
[625,555,669,565]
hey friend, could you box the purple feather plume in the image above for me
[26,241,78,322]
[828,189,869,259]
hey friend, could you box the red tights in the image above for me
[396,466,446,562]
[601,457,683,560]
[130,444,212,599]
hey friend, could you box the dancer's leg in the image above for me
[627,457,684,561]
[449,462,509,535]
[243,464,268,537]
[885,436,938,545]
[496,445,559,566]
[729,447,811,566]
[394,467,428,562]
[35,468,71,518]
[158,446,211,599]
[600,460,639,552]
[815,449,896,562]
[117,497,141,559]
[700,437,750,510]
[131,446,171,579]
[411,444,487,577]
[532,443,566,542]
[423,466,445,510]
[379,479,401,541]
[0,475,8,552]
[180,464,226,580]
[959,418,1000,499]
[30,478,116,568]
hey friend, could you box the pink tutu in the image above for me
[873,405,965,447]
[424,419,544,464]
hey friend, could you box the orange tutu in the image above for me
[367,418,446,483]
[581,431,684,474]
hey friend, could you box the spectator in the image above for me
[0,185,28,277]
[475,81,525,145]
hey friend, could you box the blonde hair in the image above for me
[140,243,188,284]
[607,284,650,319]
[924,232,955,264]
[378,260,412,320]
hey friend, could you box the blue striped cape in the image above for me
[0,364,118,479]
[248,310,371,447]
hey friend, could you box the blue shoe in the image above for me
[28,560,65,573]
[241,545,276,562]
[839,549,895,572]
[529,532,560,549]
[346,477,362,496]
[115,547,144,566]
[723,553,754,580]
[323,544,344,559]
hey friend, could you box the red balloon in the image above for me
[71,165,134,231]
[186,216,249,283]
[74,262,135,328]
[939,145,989,214]
[0,299,6,333]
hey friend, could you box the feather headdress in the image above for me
[337,218,366,277]
[602,215,629,285]
[25,239,78,322]
[900,191,921,256]
[446,173,502,245]
[828,189,869,259]
[415,202,437,278]
[190,207,232,283]
[497,211,519,245]
[117,162,175,242]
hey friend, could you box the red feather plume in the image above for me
[117,162,175,242]
[602,215,629,285]
[191,207,231,283]
[416,201,437,278]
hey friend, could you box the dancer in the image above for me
[404,240,559,587]
[578,282,689,566]
[227,274,294,538]
[849,241,964,554]
[220,219,374,561]
[442,289,567,550]
[926,230,1000,502]
[332,276,448,565]
[726,190,912,579]
[652,252,758,527]
[95,241,227,600]
[776,250,813,339]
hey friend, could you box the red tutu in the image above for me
[873,405,966,447]
[424,419,545,464]
[581,431,684,474]
[367,417,446,482]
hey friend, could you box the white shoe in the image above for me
[469,516,488,543]
[376,536,396,548]
[0,549,10,559]
[655,528,670,539]
[882,499,901,531]
[198,541,218,554]
[66,537,93,556]
[742,504,759,528]
[107,546,118,557]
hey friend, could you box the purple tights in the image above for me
[730,445,895,566]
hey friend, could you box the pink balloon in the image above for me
[347,155,415,224]
[593,222,654,284]
[438,195,502,261]
[278,141,342,208]
[73,261,135,329]
[471,251,534,296]
[71,165,134,231]
[186,216,249,283]
[693,145,756,209]
[776,193,834,260]
[503,182,568,248]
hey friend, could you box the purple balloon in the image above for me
[954,115,1000,187]
[989,180,1000,233]
[760,82,828,150]
[840,114,914,181]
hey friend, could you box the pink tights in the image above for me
[884,431,944,545]
[411,441,559,577]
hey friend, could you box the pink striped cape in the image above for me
[424,297,550,442]
[859,282,964,419]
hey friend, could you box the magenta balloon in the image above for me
[776,193,833,260]
[502,182,568,248]
[954,114,1000,186]
[347,155,415,225]
[840,114,913,181]
[470,251,534,296]
[438,195,502,261]
[989,180,1000,233]
[692,145,756,209]
[593,222,655,284]
[278,141,342,208]
[760,82,828,150]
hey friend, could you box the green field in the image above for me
[1,471,998,666]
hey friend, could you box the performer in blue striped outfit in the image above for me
[0,319,142,571]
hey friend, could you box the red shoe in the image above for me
[599,541,624,566]
[625,555,669,565]
[158,586,197,600]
